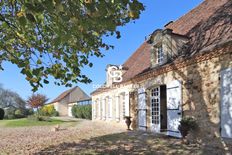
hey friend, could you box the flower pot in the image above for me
[124,116,132,130]
[178,125,189,138]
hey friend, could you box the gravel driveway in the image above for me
[1,119,231,155]
[0,119,125,155]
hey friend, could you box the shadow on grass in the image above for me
[34,131,219,155]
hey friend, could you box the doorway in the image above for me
[150,85,167,132]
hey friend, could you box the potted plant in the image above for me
[124,116,132,130]
[178,116,198,138]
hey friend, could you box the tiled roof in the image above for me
[166,0,229,36]
[91,0,231,95]
[122,42,152,82]
[51,86,90,103]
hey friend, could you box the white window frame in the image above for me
[157,45,164,64]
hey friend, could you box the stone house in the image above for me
[50,86,91,117]
[91,0,232,147]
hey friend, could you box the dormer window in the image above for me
[157,46,164,64]
[149,29,189,68]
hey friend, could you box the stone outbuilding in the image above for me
[50,86,91,117]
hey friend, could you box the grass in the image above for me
[0,118,66,127]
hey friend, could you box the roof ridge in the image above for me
[50,86,78,103]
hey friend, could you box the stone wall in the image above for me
[92,84,133,125]
[92,44,232,148]
[130,45,232,147]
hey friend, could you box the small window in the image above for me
[157,46,164,64]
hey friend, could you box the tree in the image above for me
[0,85,27,119]
[0,85,26,109]
[0,0,145,91]
[27,94,48,111]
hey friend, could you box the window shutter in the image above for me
[115,96,120,120]
[138,88,147,130]
[109,97,113,118]
[125,93,130,116]
[98,100,101,119]
[221,68,232,138]
[102,98,106,119]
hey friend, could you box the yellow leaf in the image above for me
[16,11,24,17]
[84,0,92,4]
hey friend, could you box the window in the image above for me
[157,46,164,64]
[77,99,91,105]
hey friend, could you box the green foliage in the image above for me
[0,108,4,120]
[4,107,16,119]
[178,116,198,138]
[72,104,92,120]
[25,108,34,116]
[40,104,59,117]
[27,115,51,122]
[0,1,144,91]
[4,107,34,119]
[14,109,25,118]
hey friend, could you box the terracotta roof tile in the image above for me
[51,86,90,103]
[51,87,77,103]
[122,42,152,82]
[166,0,229,36]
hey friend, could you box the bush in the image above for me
[14,109,25,118]
[4,107,33,119]
[72,104,92,120]
[4,107,16,119]
[25,108,34,116]
[178,116,198,138]
[40,105,59,117]
[27,115,51,122]
[0,108,4,120]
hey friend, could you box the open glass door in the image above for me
[150,87,160,132]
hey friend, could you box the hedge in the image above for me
[72,104,92,120]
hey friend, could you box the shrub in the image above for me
[72,104,92,120]
[40,104,59,117]
[3,107,34,119]
[27,115,51,122]
[178,116,198,138]
[25,108,34,116]
[14,109,25,118]
[0,108,4,120]
[4,107,16,119]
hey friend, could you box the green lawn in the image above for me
[0,118,66,127]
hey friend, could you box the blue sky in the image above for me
[0,0,203,101]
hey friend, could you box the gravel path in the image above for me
[0,120,125,155]
[1,120,231,155]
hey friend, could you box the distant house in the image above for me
[50,86,91,117]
